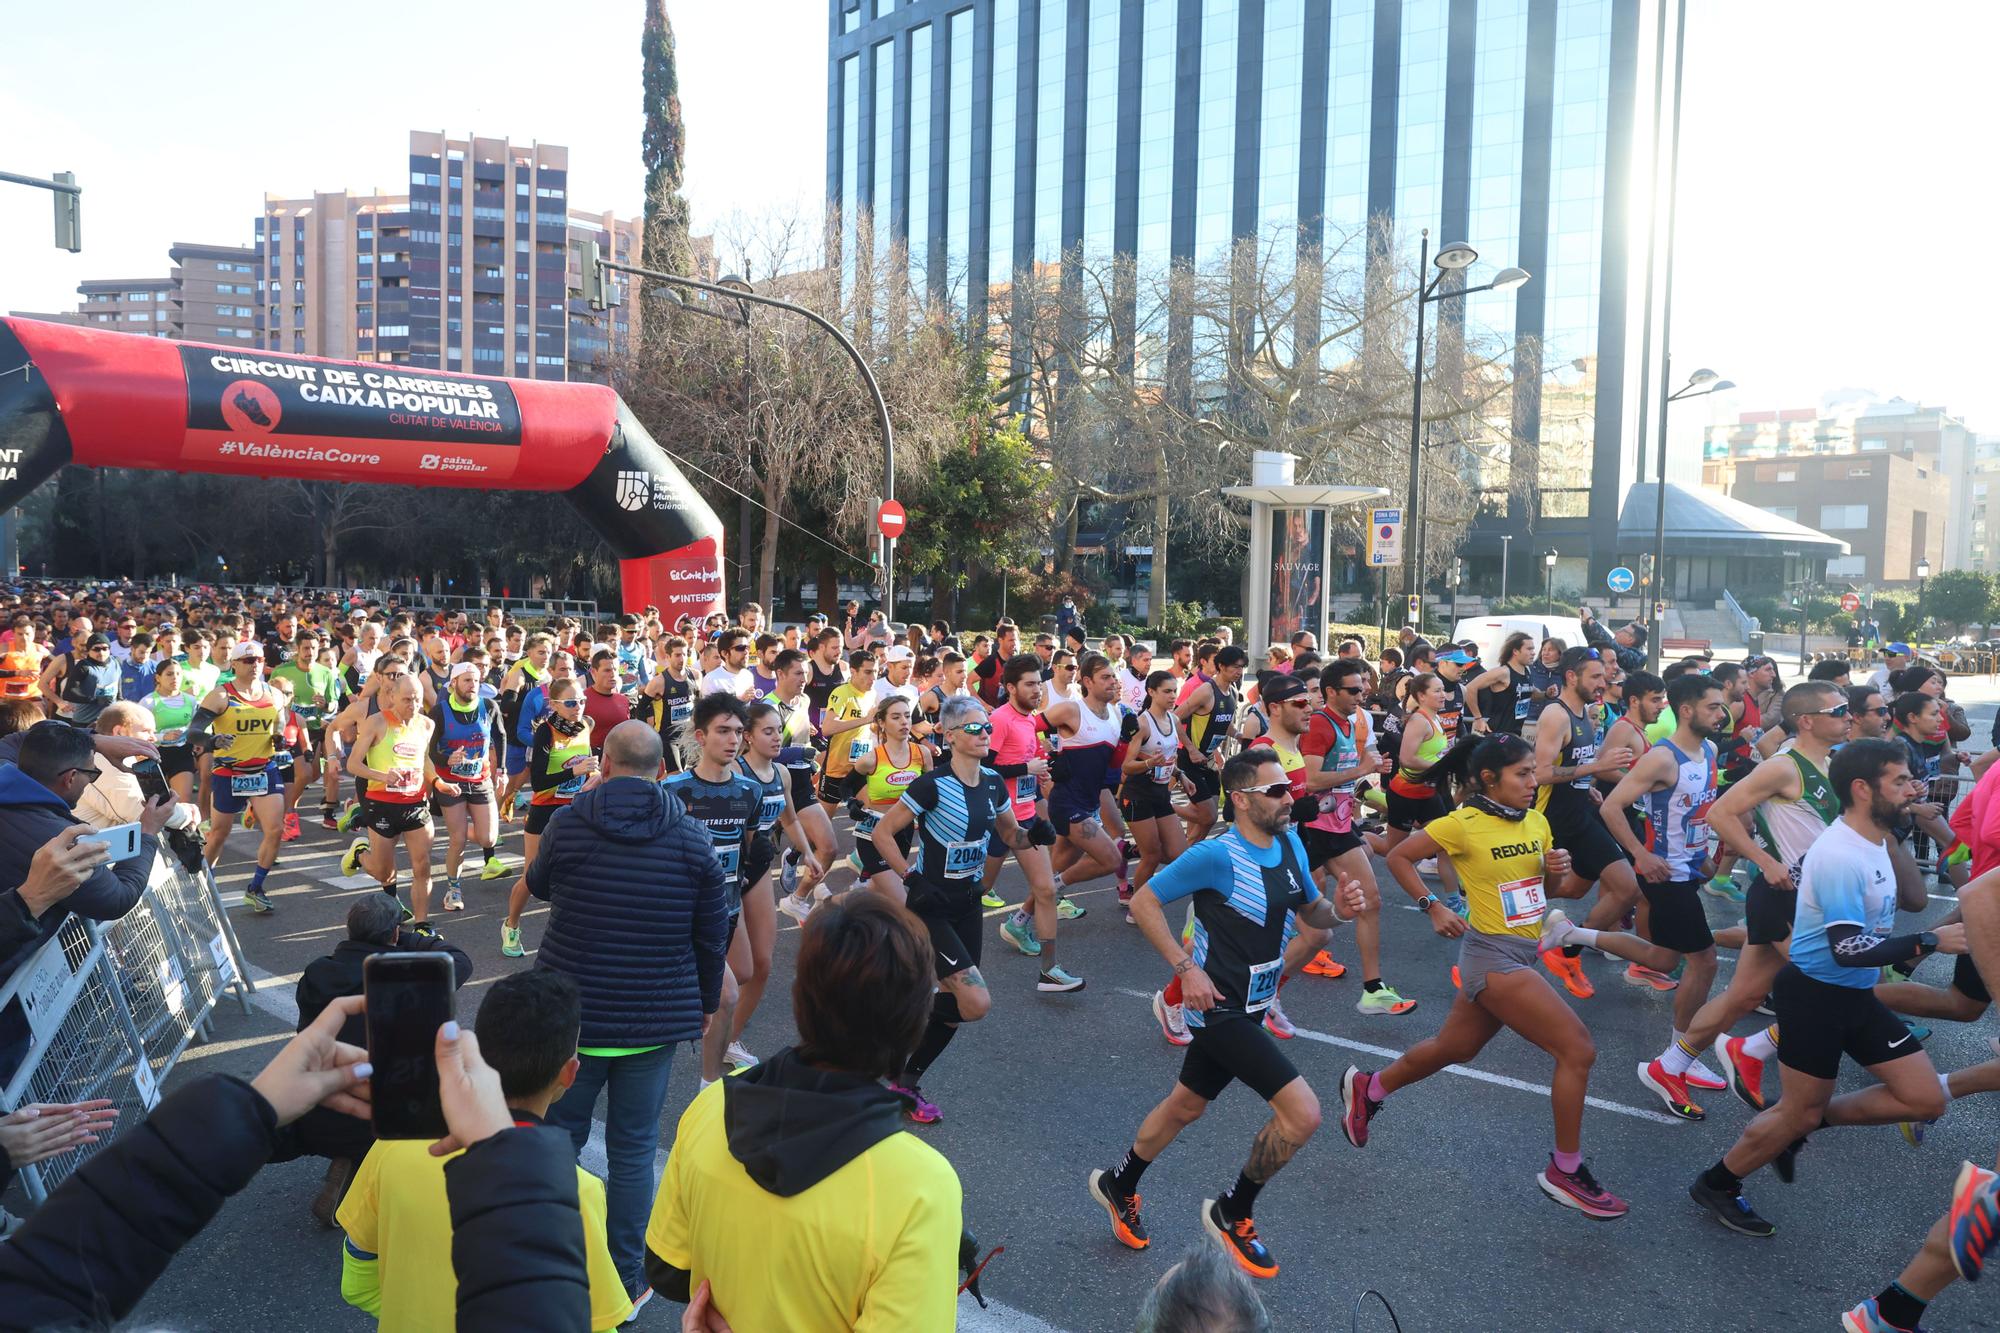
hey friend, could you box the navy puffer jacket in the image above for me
[528,775,731,1048]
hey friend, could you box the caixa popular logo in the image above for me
[419,453,485,474]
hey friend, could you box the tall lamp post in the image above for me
[1499,533,1513,604]
[1544,549,1558,618]
[1916,557,1932,648]
[1402,229,1530,633]
[1646,361,1734,670]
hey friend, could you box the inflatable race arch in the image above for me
[0,317,724,616]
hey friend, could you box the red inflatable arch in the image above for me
[0,317,724,618]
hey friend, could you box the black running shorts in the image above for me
[1302,826,1366,867]
[1177,757,1222,806]
[1177,1013,1301,1103]
[1744,873,1796,946]
[905,873,984,980]
[362,797,431,839]
[1954,952,1993,1007]
[1546,810,1629,883]
[1386,788,1448,832]
[1121,778,1176,823]
[1773,963,1920,1080]
[1637,877,1714,954]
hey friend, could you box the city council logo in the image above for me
[615,470,651,511]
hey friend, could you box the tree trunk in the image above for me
[736,494,755,610]
[757,468,782,612]
[1146,448,1170,626]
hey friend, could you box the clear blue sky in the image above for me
[4,1,1996,441]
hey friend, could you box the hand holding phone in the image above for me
[364,952,456,1139]
[81,821,143,863]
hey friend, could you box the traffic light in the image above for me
[52,172,79,253]
[573,240,605,310]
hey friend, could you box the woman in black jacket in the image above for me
[0,997,594,1331]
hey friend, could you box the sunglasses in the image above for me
[1802,703,1851,718]
[954,722,992,737]
[59,765,100,784]
[1234,780,1293,799]
[1334,685,1366,695]
[553,698,582,709]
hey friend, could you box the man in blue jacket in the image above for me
[529,718,731,1308]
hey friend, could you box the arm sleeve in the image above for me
[445,1127,592,1332]
[0,1075,277,1328]
[528,732,565,794]
[1146,841,1231,906]
[1825,921,1931,968]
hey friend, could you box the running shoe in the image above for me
[1037,966,1085,993]
[845,851,864,876]
[1356,985,1417,1016]
[1687,1171,1775,1238]
[887,1081,941,1125]
[1152,989,1191,1046]
[999,917,1041,956]
[1717,1035,1767,1111]
[340,836,368,876]
[1120,837,1138,862]
[1118,879,1134,925]
[725,1041,759,1070]
[1160,980,1184,1040]
[1898,1119,1934,1148]
[282,811,301,842]
[1840,1297,1927,1333]
[1261,995,1295,1039]
[1056,896,1087,920]
[500,923,524,958]
[320,805,339,830]
[1536,1156,1629,1220]
[239,809,254,830]
[1539,907,1579,950]
[1753,995,1776,1017]
[1702,875,1746,904]
[1338,1066,1381,1148]
[1302,950,1347,979]
[479,853,510,880]
[1622,962,1678,992]
[1882,958,1920,985]
[1202,1199,1278,1279]
[335,802,363,832]
[780,852,800,898]
[407,920,437,940]
[441,887,465,912]
[395,894,414,923]
[1541,949,1596,1000]
[980,889,1007,909]
[1948,1158,2000,1281]
[1904,1019,1932,1042]
[1618,904,1637,931]
[1088,1170,1149,1250]
[243,887,274,914]
[1450,965,1462,990]
[1415,857,1442,878]
[1683,1056,1727,1092]
[1773,1135,1806,1184]
[777,894,814,926]
[1637,1059,1706,1121]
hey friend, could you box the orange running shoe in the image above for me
[1088,1170,1149,1250]
[1303,950,1347,979]
[1622,962,1678,992]
[1202,1200,1279,1279]
[1542,948,1596,999]
[1450,965,1462,990]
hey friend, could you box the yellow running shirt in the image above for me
[210,684,280,775]
[821,682,873,779]
[1424,805,1555,940]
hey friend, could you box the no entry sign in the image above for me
[876,499,907,540]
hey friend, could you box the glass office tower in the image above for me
[828,0,1661,574]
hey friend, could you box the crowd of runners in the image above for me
[3,580,1999,1330]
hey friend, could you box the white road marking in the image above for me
[1116,988,1683,1126]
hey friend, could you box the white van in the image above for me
[1449,614,1586,669]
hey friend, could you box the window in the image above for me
[1819,504,1869,528]
[1765,506,1798,521]
[1847,465,1871,478]
[1860,436,1888,451]
[1824,555,1867,579]
[376,324,410,337]
[1773,468,1797,482]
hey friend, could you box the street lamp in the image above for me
[1645,361,1734,669]
[1500,533,1513,603]
[1403,228,1532,632]
[1544,549,1559,618]
[1917,556,1932,646]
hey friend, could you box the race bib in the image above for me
[854,809,882,837]
[447,747,485,779]
[942,838,986,879]
[1515,694,1530,721]
[1570,743,1597,789]
[1151,761,1174,786]
[555,769,587,797]
[229,770,269,797]
[159,727,186,747]
[848,734,875,762]
[668,696,693,725]
[715,842,742,878]
[1244,957,1283,1013]
[1499,874,1547,928]
[757,792,786,830]
[1015,773,1039,803]
[386,768,422,797]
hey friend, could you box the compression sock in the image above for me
[1702,1160,1742,1193]
[1364,978,1384,993]
[1875,1283,1928,1331]
[1163,975,1184,1006]
[1107,1146,1151,1196]
[1552,1148,1583,1174]
[248,865,270,893]
[1217,1171,1265,1222]
[903,993,962,1081]
[1743,1025,1779,1061]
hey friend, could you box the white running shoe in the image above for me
[1151,989,1192,1047]
[1416,857,1441,878]
[725,1041,759,1070]
[1262,994,1297,1039]
[777,894,813,926]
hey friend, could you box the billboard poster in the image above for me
[1269,508,1326,647]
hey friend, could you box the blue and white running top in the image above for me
[1643,737,1718,880]
[1148,828,1318,1028]
[1791,818,1898,988]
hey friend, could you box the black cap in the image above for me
[1262,673,1310,704]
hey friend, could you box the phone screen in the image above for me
[363,952,455,1139]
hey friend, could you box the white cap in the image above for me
[231,639,264,660]
[885,645,915,663]
[450,661,482,682]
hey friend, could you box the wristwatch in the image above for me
[1415,894,1441,913]
[1917,931,1941,956]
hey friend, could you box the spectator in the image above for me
[76,702,198,834]
[279,895,474,1226]
[1134,1243,1272,1333]
[1057,595,1081,640]
[0,995,595,1330]
[337,969,632,1328]
[530,719,731,1304]
[0,827,119,1013]
[1578,607,1646,673]
[645,893,962,1329]
[0,1095,119,1235]
[0,722,171,983]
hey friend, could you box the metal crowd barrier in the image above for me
[0,847,255,1203]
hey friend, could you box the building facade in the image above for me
[828,0,1664,581]
[10,243,261,343]
[256,132,643,382]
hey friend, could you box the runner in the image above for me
[430,661,510,912]
[640,634,696,774]
[762,648,836,922]
[581,648,636,746]
[143,657,199,802]
[663,694,766,1088]
[1690,739,1961,1239]
[1361,673,1466,908]
[1339,734,1629,1220]
[497,630,555,817]
[1431,647,1484,743]
[1041,653,1130,919]
[988,655,1086,992]
[191,640,286,914]
[817,649,878,830]
[732,699,825,1064]
[1531,647,1641,1000]
[1174,645,1247,846]
[271,632,341,839]
[500,676,597,957]
[1121,669,1190,910]
[0,616,44,701]
[342,673,439,928]
[1679,681,1849,1113]
[1468,632,1536,738]
[849,695,930,897]
[1301,658,1414,1015]
[1091,749,1365,1278]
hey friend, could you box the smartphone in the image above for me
[362,952,455,1139]
[82,821,143,862]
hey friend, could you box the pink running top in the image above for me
[988,701,1046,821]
